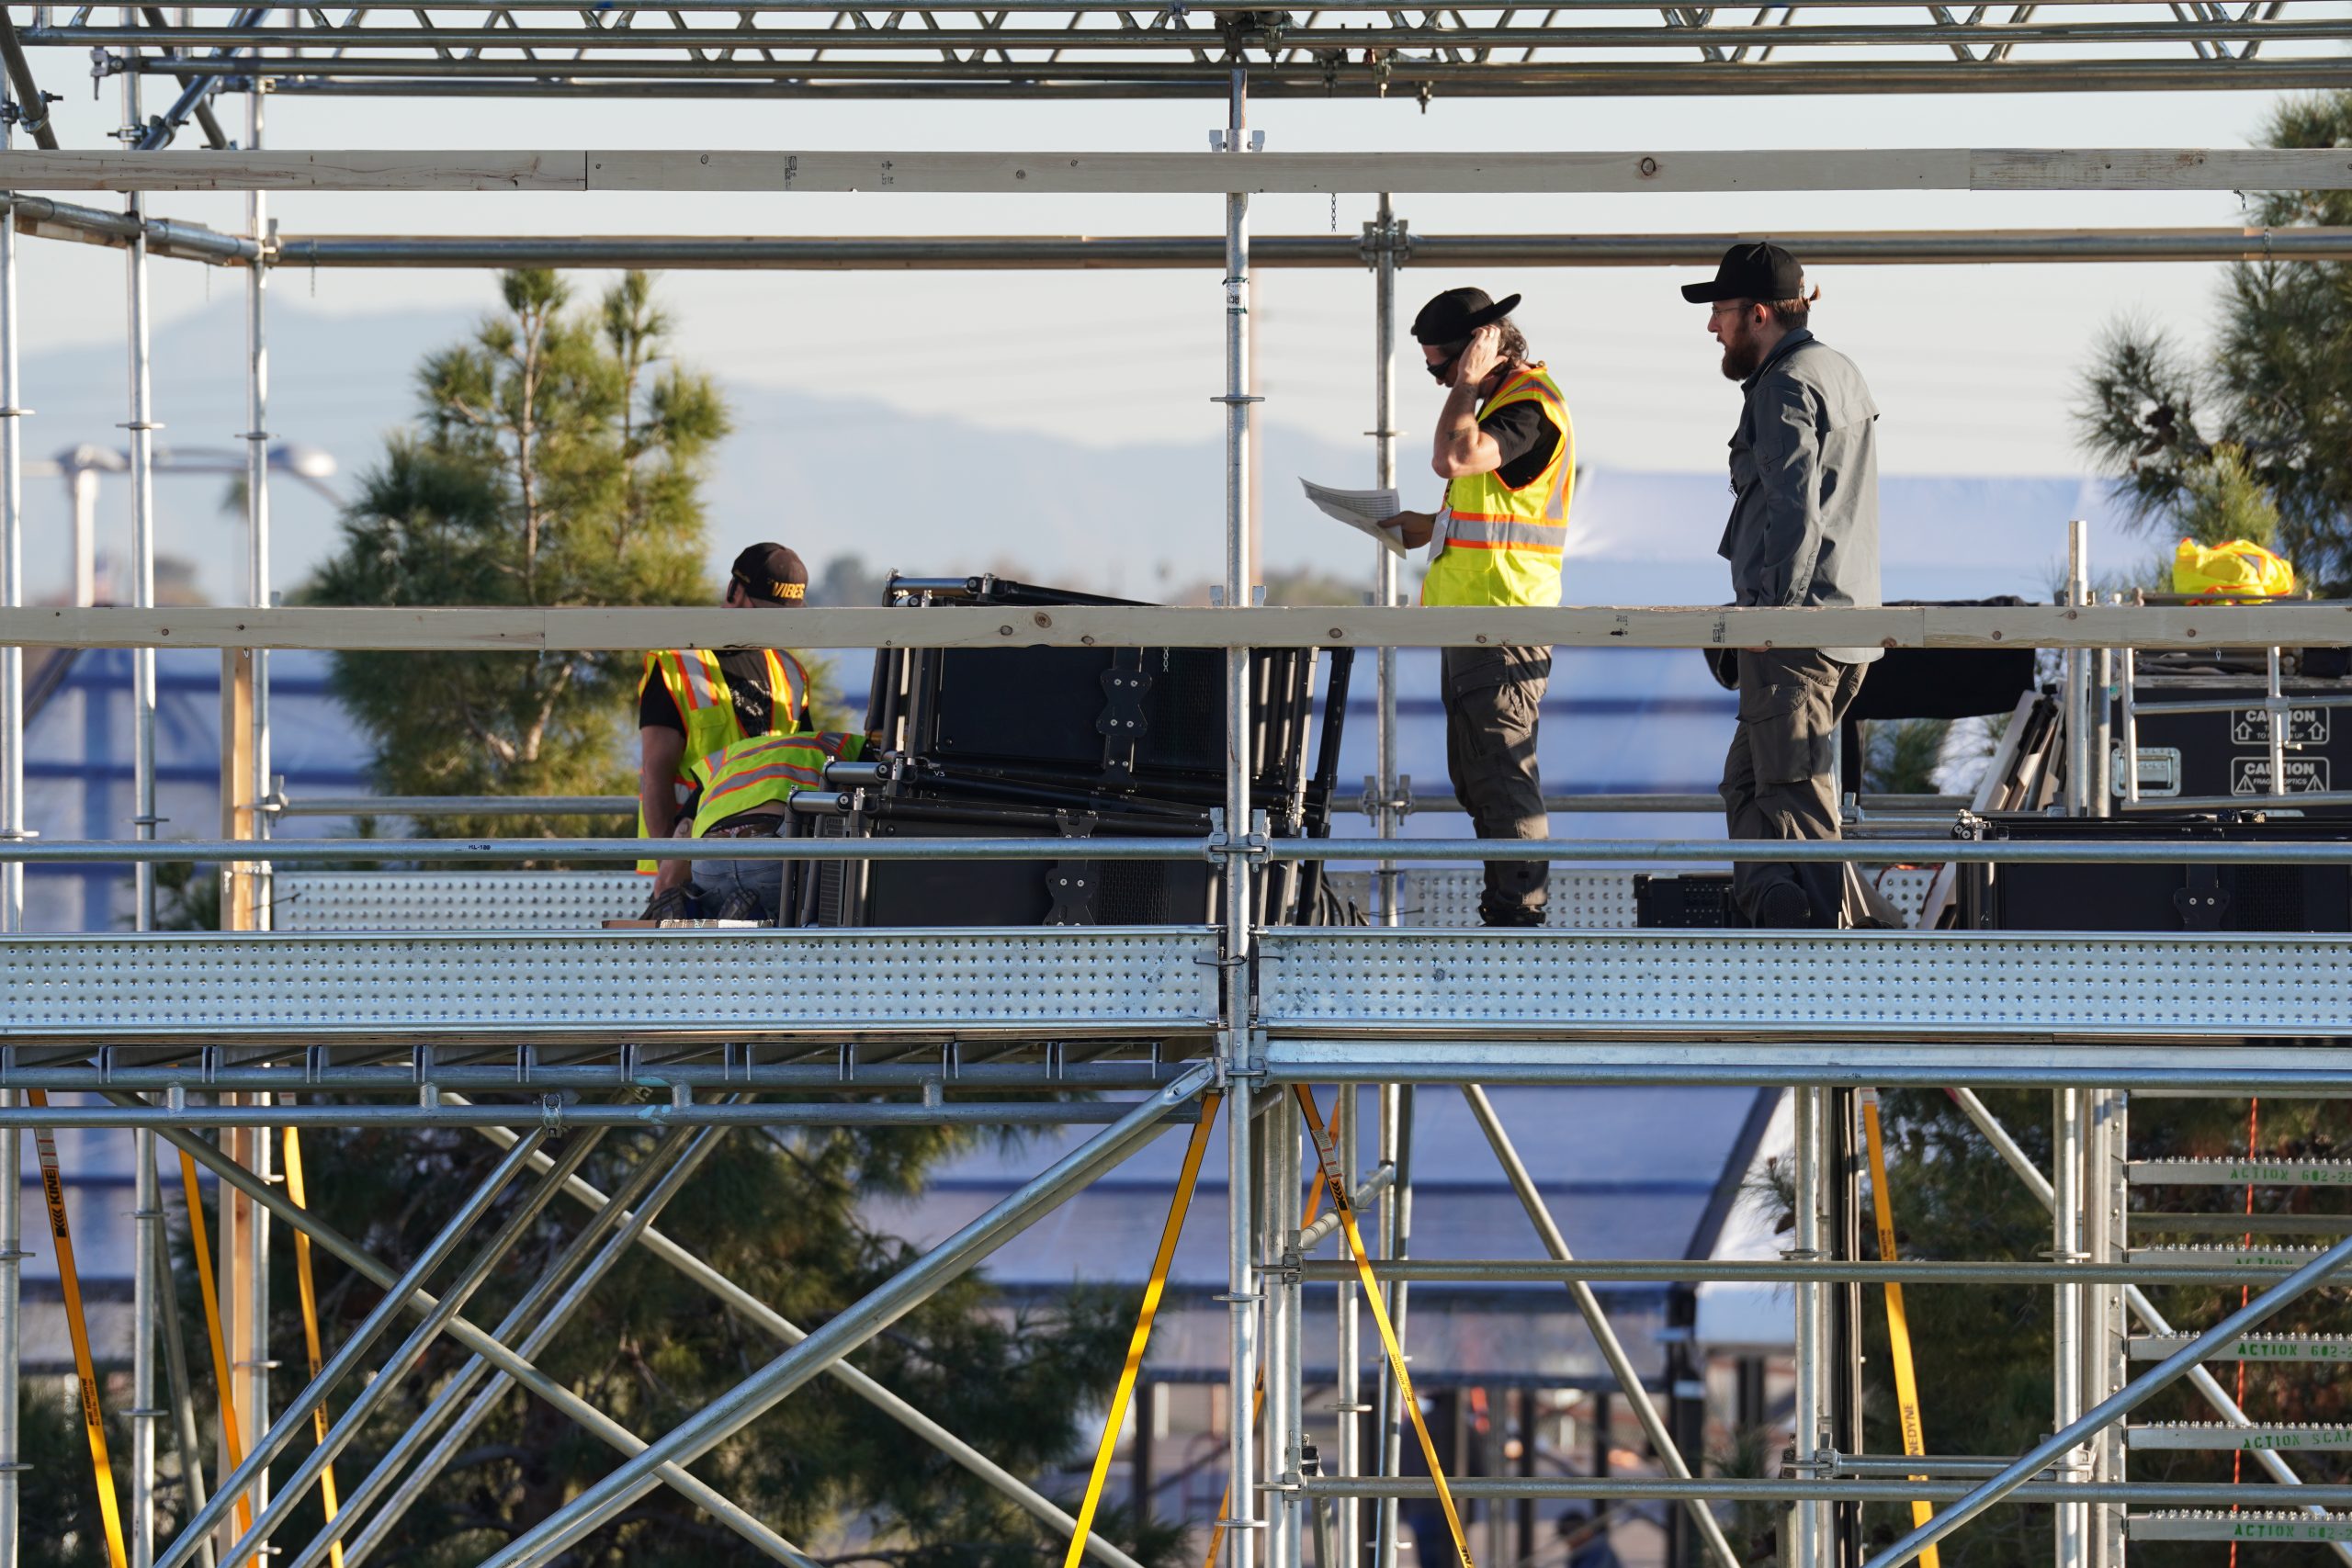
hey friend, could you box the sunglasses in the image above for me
[1427,340,1468,382]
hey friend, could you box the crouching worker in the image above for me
[646,730,867,923]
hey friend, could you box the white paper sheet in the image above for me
[1300,479,1408,556]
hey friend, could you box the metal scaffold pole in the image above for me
[1374,1083,1414,1568]
[0,97,21,937]
[2053,1089,2086,1568]
[122,10,157,932]
[243,77,270,931]
[1218,61,1261,1568]
[1793,1088,1826,1568]
[1370,194,1400,929]
[0,1091,14,1568]
[1334,1087,1362,1568]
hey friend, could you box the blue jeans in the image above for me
[693,856,785,924]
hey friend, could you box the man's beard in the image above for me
[1720,333,1765,381]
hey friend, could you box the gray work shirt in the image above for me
[1720,327,1883,665]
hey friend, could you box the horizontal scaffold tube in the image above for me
[1295,1479,2352,1506]
[243,229,2352,269]
[21,834,2352,866]
[0,601,2341,650]
[4,1100,1202,1129]
[1295,1259,2352,1285]
[0,1065,1182,1093]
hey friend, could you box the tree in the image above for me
[303,269,728,837]
[2075,93,2352,590]
[228,273,1178,1565]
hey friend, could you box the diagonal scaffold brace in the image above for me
[472,1062,1217,1568]
[451,1102,1155,1568]
[115,1100,816,1565]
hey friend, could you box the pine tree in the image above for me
[302,269,727,840]
[2075,93,2352,590]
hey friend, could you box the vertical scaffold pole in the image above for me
[123,15,158,932]
[1219,61,1260,1568]
[1374,1086,1415,1568]
[1334,1087,1361,1568]
[0,97,21,937]
[2082,1089,2119,1568]
[0,1091,16,1568]
[119,23,161,1562]
[1269,1094,1303,1568]
[131,1120,158,1567]
[2064,521,2088,819]
[2054,1089,2086,1568]
[244,80,271,931]
[1370,194,1400,928]
[1793,1089,1825,1568]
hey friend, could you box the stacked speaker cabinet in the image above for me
[801,574,1352,929]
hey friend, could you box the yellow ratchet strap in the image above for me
[283,1128,346,1568]
[176,1145,255,1536]
[1295,1085,1474,1568]
[27,1091,131,1568]
[1062,1091,1222,1568]
[1202,1092,1345,1568]
[1860,1089,1939,1568]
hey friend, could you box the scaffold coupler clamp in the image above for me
[1204,807,1272,864]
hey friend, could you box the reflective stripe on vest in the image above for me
[1422,364,1575,611]
[687,730,866,835]
[637,646,811,869]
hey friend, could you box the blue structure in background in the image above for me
[21,647,370,931]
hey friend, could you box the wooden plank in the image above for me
[0,150,587,192]
[582,148,1974,194]
[7,147,2352,196]
[1971,148,2352,191]
[219,649,257,932]
[4,603,2349,651]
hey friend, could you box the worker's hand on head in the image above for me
[1452,324,1503,390]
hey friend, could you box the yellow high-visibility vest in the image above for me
[688,731,866,834]
[637,647,809,868]
[1421,364,1575,610]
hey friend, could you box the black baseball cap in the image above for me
[1680,242,1805,304]
[1411,287,1521,345]
[729,543,808,606]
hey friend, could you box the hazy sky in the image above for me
[1,73,2300,481]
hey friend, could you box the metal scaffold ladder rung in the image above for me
[2132,1512,2352,1543]
[2131,1158,2352,1186]
[2129,1424,2352,1451]
[2130,1333,2352,1362]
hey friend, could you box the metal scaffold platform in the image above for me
[6,7,2352,1568]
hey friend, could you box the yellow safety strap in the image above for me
[283,1128,346,1568]
[176,1145,254,1537]
[1860,1089,1939,1568]
[1202,1093,1345,1568]
[1295,1086,1474,1568]
[26,1090,131,1568]
[1061,1091,1223,1568]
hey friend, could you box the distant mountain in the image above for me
[15,296,2145,609]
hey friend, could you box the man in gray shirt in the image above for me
[1682,242,1882,927]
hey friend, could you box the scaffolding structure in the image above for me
[7,12,2352,1568]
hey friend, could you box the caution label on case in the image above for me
[2232,755,2331,795]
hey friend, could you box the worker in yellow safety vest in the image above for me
[1389,288,1573,927]
[655,730,869,923]
[638,542,814,878]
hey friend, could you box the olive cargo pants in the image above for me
[1722,648,1868,928]
[1442,646,1552,926]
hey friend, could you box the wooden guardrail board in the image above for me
[4,148,2352,194]
[2,603,2347,651]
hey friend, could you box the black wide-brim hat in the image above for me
[1681,241,1804,304]
[1412,287,1521,345]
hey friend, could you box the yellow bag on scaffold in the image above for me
[2173,537,2296,599]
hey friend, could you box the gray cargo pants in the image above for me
[1442,646,1551,926]
[1721,648,1868,927]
